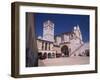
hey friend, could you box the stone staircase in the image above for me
[69,43,86,56]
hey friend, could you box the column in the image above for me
[50,44,53,50]
[43,42,45,50]
[26,13,38,67]
[47,43,50,51]
[41,42,43,50]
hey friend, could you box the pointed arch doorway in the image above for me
[61,45,69,57]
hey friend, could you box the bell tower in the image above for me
[43,20,54,42]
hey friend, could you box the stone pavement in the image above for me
[38,56,89,66]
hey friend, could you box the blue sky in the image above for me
[34,13,89,42]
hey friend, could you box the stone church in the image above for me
[37,20,89,59]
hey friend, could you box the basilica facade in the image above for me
[37,20,89,59]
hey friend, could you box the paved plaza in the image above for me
[38,56,89,66]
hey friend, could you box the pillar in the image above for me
[26,13,38,67]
